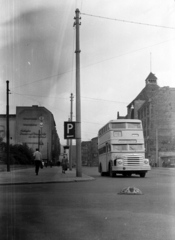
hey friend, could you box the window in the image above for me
[113,144,127,151]
[98,145,107,155]
[112,123,126,129]
[129,144,143,150]
[127,123,141,129]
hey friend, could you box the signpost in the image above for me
[64,122,76,139]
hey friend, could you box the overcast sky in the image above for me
[0,0,175,145]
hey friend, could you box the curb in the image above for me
[0,177,95,186]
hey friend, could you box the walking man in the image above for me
[33,148,42,175]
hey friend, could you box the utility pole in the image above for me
[6,80,10,172]
[74,9,82,177]
[67,118,70,147]
[69,93,74,170]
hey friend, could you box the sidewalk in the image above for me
[0,166,94,185]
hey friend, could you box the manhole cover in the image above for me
[118,186,143,195]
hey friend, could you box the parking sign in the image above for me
[64,122,76,139]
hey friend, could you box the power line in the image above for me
[12,91,128,104]
[11,69,73,90]
[12,92,69,113]
[10,37,175,90]
[82,96,128,104]
[12,92,68,100]
[81,12,175,30]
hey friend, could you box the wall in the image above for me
[0,115,16,145]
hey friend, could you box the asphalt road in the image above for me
[0,167,175,240]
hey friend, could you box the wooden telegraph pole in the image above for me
[74,9,82,177]
[6,80,10,172]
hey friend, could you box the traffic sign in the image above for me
[64,122,76,139]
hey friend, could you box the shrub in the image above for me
[0,143,34,165]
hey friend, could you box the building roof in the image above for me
[145,72,157,84]
[127,72,160,107]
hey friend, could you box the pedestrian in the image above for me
[50,160,53,168]
[33,148,42,175]
[62,155,68,174]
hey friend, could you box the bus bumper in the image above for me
[112,165,151,172]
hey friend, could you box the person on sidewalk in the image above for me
[33,148,42,175]
[62,155,68,174]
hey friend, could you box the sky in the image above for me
[0,0,175,145]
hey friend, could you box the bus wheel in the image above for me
[109,164,115,178]
[140,172,146,178]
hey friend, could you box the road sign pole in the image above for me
[6,80,10,172]
[75,9,82,177]
[69,93,73,170]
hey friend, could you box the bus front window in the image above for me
[129,144,143,150]
[113,144,127,151]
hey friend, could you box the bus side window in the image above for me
[103,146,106,153]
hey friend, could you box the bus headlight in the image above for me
[144,159,149,165]
[117,159,123,165]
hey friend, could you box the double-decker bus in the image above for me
[98,119,151,178]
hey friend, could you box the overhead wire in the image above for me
[81,12,175,30]
[12,91,128,104]
[10,9,175,91]
[11,36,175,90]
[79,37,175,69]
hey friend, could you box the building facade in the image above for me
[118,72,175,166]
[90,137,98,166]
[0,105,60,164]
[81,141,91,166]
[81,137,98,166]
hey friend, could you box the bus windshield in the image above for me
[113,144,143,151]
[113,144,127,151]
[129,144,143,150]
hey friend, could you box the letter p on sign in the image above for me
[64,122,76,139]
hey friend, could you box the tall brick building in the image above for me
[119,72,175,166]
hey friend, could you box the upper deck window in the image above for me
[128,123,141,129]
[111,122,141,129]
[111,123,126,129]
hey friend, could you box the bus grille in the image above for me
[123,155,143,166]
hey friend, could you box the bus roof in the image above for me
[109,119,141,123]
[98,119,142,132]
